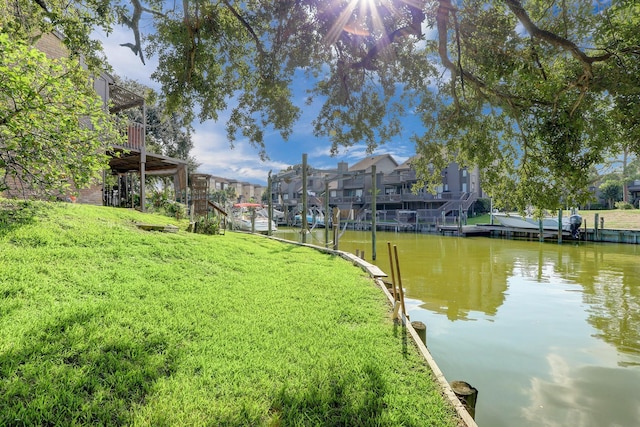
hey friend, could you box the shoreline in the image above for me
[267,234,479,427]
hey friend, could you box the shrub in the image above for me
[194,217,219,235]
[164,201,186,220]
[472,198,492,215]
[614,201,634,210]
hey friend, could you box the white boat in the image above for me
[231,203,277,233]
[294,207,326,228]
[492,212,582,238]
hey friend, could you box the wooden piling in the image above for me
[393,245,408,322]
[411,321,426,345]
[450,380,478,419]
[332,207,340,250]
[538,219,543,242]
[557,209,562,244]
[387,242,397,303]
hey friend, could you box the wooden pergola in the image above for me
[106,84,188,211]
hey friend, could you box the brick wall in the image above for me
[34,32,68,61]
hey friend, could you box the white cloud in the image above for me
[190,123,290,185]
[93,21,422,188]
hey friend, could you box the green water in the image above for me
[274,228,640,427]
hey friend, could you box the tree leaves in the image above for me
[0,34,122,198]
[4,0,640,210]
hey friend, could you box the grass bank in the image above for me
[0,200,461,426]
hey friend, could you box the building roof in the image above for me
[348,154,398,172]
[395,155,418,171]
[108,149,188,176]
[108,84,145,114]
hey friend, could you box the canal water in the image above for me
[273,228,640,427]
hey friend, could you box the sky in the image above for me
[94,20,421,187]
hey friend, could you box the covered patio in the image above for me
[104,83,188,210]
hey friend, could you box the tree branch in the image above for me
[435,0,549,108]
[351,3,425,71]
[221,0,265,58]
[503,0,616,80]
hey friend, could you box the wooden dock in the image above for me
[438,224,640,244]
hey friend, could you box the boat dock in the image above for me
[438,224,640,244]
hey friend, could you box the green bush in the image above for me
[194,217,219,235]
[615,201,634,210]
[164,201,186,220]
[148,191,186,220]
[473,198,492,215]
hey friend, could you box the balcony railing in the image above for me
[125,122,144,150]
[113,122,145,151]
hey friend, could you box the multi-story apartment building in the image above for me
[3,31,188,210]
[207,175,264,204]
[270,154,484,225]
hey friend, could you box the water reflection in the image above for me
[523,353,640,427]
[273,228,640,426]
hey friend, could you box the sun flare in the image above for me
[325,0,420,43]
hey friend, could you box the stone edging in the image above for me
[264,235,478,427]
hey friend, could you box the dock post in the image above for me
[594,213,599,241]
[583,219,587,241]
[371,165,377,260]
[450,380,478,419]
[324,180,329,248]
[387,242,397,304]
[600,216,605,240]
[393,245,408,322]
[539,219,543,242]
[411,321,426,345]
[332,207,340,250]
[557,209,562,244]
[267,171,273,236]
[301,153,308,244]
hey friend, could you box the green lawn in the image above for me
[0,200,461,426]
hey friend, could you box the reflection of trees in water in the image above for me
[468,241,640,360]
[578,248,640,362]
[391,236,512,321]
[326,230,640,358]
[386,235,640,359]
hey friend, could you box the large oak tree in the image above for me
[6,0,640,210]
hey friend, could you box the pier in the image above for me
[438,223,640,244]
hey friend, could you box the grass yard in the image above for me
[0,200,462,426]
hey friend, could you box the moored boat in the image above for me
[492,212,582,238]
[231,203,277,233]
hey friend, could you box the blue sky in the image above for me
[94,23,425,186]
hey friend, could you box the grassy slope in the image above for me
[0,200,460,426]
